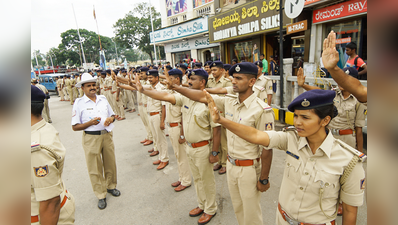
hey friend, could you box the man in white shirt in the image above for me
[71,73,121,210]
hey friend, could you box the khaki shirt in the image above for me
[225,85,271,101]
[65,79,72,88]
[329,88,367,130]
[99,77,105,89]
[255,75,273,95]
[165,90,182,123]
[31,119,67,216]
[266,129,365,223]
[140,80,151,105]
[206,75,232,89]
[147,82,165,113]
[104,76,113,91]
[35,84,48,94]
[56,79,62,89]
[174,94,220,143]
[212,93,274,159]
[182,75,188,86]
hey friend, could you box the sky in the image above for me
[31,0,162,56]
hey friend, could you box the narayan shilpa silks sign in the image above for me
[208,0,291,43]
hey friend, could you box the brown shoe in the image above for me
[198,213,216,225]
[153,160,161,165]
[337,203,343,216]
[157,161,169,170]
[189,207,204,217]
[130,109,136,113]
[141,139,148,144]
[143,140,153,146]
[218,167,226,174]
[213,164,222,171]
[174,184,191,192]
[150,151,159,157]
[171,181,181,187]
[148,148,154,153]
[137,113,140,116]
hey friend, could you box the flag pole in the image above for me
[71,3,86,64]
[93,5,103,51]
[148,0,157,65]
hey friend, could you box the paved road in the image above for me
[48,93,367,225]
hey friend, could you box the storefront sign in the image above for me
[287,20,307,34]
[335,37,352,44]
[313,0,367,24]
[304,0,321,6]
[150,17,208,43]
[164,36,220,53]
[208,0,291,43]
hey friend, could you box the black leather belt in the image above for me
[84,130,108,135]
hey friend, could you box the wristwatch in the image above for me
[180,135,185,139]
[259,178,269,185]
[212,151,219,156]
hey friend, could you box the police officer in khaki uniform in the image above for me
[62,76,69,101]
[177,64,190,87]
[135,68,220,225]
[71,73,121,210]
[121,69,136,113]
[31,85,75,224]
[57,76,65,101]
[72,74,79,100]
[65,75,74,105]
[206,60,232,174]
[99,71,106,95]
[207,89,366,225]
[31,79,52,123]
[104,70,118,118]
[254,61,273,105]
[163,69,192,191]
[297,67,366,151]
[76,74,84,98]
[112,70,126,120]
[204,61,212,75]
[172,62,274,225]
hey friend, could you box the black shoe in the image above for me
[98,198,107,209]
[107,188,121,197]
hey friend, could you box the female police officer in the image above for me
[204,89,366,225]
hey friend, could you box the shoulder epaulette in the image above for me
[253,85,265,91]
[256,98,272,110]
[335,139,367,162]
[225,94,237,98]
[283,126,296,132]
[31,143,41,152]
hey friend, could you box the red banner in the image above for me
[304,0,321,6]
[313,0,367,24]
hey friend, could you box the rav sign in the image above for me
[313,0,367,24]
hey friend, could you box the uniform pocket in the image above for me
[311,170,340,198]
[286,156,301,183]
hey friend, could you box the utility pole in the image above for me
[279,0,284,122]
[72,3,87,65]
[148,0,157,64]
[34,51,41,76]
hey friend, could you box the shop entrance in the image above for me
[203,50,211,62]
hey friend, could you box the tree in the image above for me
[58,29,114,66]
[31,50,46,68]
[113,3,165,64]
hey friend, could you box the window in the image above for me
[230,40,254,63]
[44,77,49,82]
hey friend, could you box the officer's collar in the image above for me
[297,129,333,158]
[31,118,46,132]
[235,91,257,108]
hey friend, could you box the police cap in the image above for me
[229,62,258,76]
[254,61,263,67]
[31,85,45,103]
[146,69,159,76]
[204,61,213,67]
[287,89,336,112]
[342,67,358,79]
[189,69,208,78]
[168,69,183,75]
[223,64,231,71]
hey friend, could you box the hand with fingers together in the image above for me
[296,67,305,87]
[163,65,173,89]
[204,90,221,124]
[135,76,144,93]
[322,31,340,71]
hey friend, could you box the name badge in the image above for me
[286,151,299,160]
[184,105,189,109]
[87,108,93,110]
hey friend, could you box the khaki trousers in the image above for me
[125,90,136,110]
[110,92,120,116]
[58,191,75,224]
[116,93,126,118]
[67,88,73,104]
[82,132,117,199]
[333,134,356,149]
[42,99,51,122]
[59,88,65,100]
[227,160,262,225]
[73,87,78,100]
[186,144,217,215]
[138,104,153,141]
[63,88,69,100]
[78,88,84,98]
[148,113,169,162]
[219,127,228,167]
[168,125,191,186]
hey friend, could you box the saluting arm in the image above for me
[205,87,228,95]
[322,31,367,103]
[296,67,322,91]
[136,78,177,105]
[172,85,207,104]
[204,90,270,147]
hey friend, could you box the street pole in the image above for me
[34,51,41,76]
[112,39,119,66]
[49,54,55,74]
[72,3,87,65]
[148,0,158,65]
[279,0,284,122]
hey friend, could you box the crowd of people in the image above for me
[31,31,367,225]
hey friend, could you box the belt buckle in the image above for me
[228,156,236,166]
[331,129,339,136]
[100,130,108,135]
[285,216,297,225]
[166,122,170,127]
[186,142,192,148]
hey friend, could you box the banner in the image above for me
[208,0,291,43]
[99,50,107,70]
[313,0,367,24]
[194,0,214,8]
[164,36,220,53]
[166,0,188,17]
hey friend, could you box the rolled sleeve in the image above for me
[340,162,365,206]
[264,130,288,150]
[266,80,273,95]
[174,94,184,107]
[256,110,275,150]
[71,101,81,125]
[225,86,237,95]
[355,103,367,128]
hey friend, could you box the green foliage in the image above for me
[113,3,165,64]
[31,50,46,68]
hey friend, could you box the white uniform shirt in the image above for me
[71,95,115,132]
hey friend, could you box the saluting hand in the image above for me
[204,90,220,123]
[296,67,305,87]
[257,181,270,192]
[136,77,143,93]
[163,66,173,89]
[322,31,340,71]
